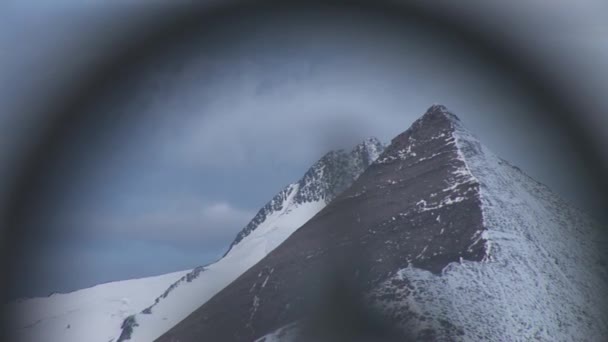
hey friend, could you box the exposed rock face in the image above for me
[118,138,384,341]
[157,105,608,342]
[225,137,384,254]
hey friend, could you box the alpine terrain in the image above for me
[7,270,190,342]
[116,138,384,341]
[7,138,383,342]
[157,105,608,341]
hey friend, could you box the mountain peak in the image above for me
[416,104,461,127]
[424,104,460,121]
[116,137,386,341]
[148,106,608,342]
[408,104,462,135]
[156,107,489,341]
[224,137,385,256]
[376,105,465,171]
[427,103,448,113]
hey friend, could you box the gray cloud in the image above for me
[55,197,254,250]
[2,0,607,296]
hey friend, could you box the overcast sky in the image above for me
[1,1,607,298]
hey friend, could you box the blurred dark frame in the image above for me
[1,0,606,340]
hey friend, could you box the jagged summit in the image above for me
[425,103,449,115]
[156,106,488,341]
[158,106,607,342]
[388,104,457,147]
[116,137,385,342]
[225,137,384,255]
[425,103,460,120]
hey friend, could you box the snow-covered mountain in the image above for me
[6,138,383,342]
[6,270,190,342]
[157,105,608,341]
[224,137,384,257]
[116,138,384,341]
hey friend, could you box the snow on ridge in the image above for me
[121,191,324,341]
[371,109,608,341]
[7,136,384,342]
[226,137,384,254]
[119,138,384,341]
[353,136,384,164]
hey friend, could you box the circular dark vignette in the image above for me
[1,0,606,340]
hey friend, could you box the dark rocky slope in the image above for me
[157,105,488,341]
[118,138,384,341]
[158,105,608,341]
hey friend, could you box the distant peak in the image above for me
[428,103,448,113]
[351,137,384,165]
[317,137,384,163]
[353,136,384,150]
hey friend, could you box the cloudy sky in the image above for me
[1,1,607,298]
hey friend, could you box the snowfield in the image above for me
[127,198,326,341]
[7,270,189,342]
